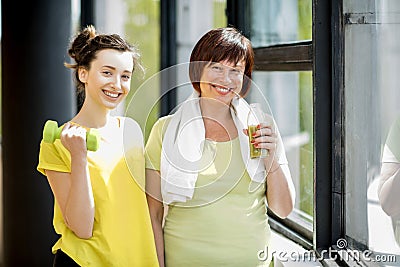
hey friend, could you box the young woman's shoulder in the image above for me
[121,116,141,129]
[119,116,144,145]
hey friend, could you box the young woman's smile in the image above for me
[102,90,121,99]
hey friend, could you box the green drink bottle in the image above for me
[247,103,268,159]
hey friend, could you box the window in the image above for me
[175,0,227,105]
[245,0,314,247]
[120,0,161,142]
[122,0,228,142]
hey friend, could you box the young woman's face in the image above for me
[80,49,134,110]
[199,59,245,105]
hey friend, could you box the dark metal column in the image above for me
[81,0,96,28]
[313,0,333,253]
[226,0,251,38]
[160,0,177,116]
[1,0,74,265]
[78,0,96,112]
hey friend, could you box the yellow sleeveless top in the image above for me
[37,117,159,267]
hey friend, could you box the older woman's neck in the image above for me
[199,98,232,121]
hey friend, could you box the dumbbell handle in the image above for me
[42,120,100,151]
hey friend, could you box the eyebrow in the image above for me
[102,65,132,74]
[209,62,244,68]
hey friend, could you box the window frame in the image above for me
[253,41,312,72]
[225,0,345,259]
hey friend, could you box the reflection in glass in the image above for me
[374,2,400,259]
[344,0,400,261]
[369,3,400,256]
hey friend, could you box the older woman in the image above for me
[145,27,295,267]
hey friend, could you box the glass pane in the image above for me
[123,0,161,142]
[247,71,314,229]
[344,0,400,261]
[213,0,227,28]
[250,0,312,47]
[124,0,227,141]
[176,0,227,104]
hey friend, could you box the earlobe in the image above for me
[78,68,88,83]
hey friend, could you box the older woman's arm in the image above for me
[265,159,295,218]
[248,121,295,218]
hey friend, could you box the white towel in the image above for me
[160,91,267,204]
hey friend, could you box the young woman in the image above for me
[37,25,159,266]
[145,27,295,267]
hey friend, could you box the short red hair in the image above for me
[189,27,254,97]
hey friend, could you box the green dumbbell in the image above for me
[42,120,100,151]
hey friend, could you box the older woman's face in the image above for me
[199,59,245,105]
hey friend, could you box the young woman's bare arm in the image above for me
[45,123,95,239]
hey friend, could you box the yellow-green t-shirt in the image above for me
[145,116,272,267]
[37,117,159,267]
